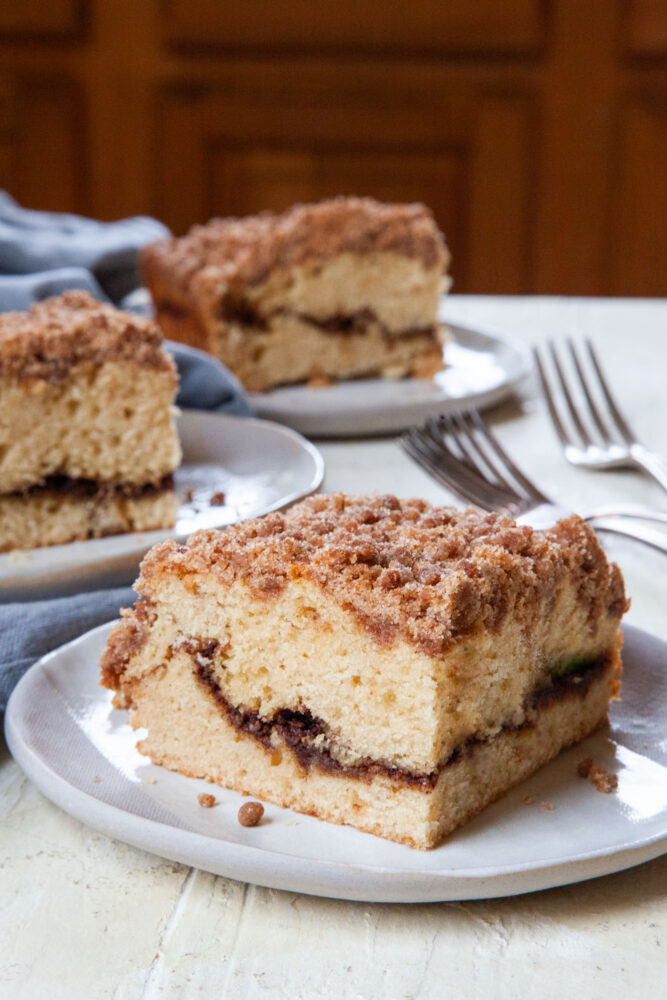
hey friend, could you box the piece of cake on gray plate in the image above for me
[141,197,451,391]
[100,493,628,849]
[0,291,182,552]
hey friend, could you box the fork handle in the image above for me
[630,444,667,495]
[582,503,667,523]
[587,517,667,557]
[516,503,572,530]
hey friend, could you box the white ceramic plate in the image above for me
[249,318,532,437]
[1,411,324,601]
[5,623,666,903]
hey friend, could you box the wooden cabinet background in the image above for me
[1,0,666,296]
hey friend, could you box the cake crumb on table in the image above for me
[238,801,264,827]
[209,492,226,507]
[198,793,216,808]
[541,801,554,811]
[522,795,535,805]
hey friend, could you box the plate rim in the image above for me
[172,409,325,539]
[5,621,666,904]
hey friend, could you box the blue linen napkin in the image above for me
[0,587,134,713]
[0,196,253,713]
[169,341,251,417]
[0,190,169,309]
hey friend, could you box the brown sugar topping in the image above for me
[137,493,628,657]
[0,290,176,384]
[141,197,450,299]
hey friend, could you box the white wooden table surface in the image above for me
[2,297,666,999]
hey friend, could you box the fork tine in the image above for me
[451,411,516,490]
[400,433,459,495]
[401,431,492,509]
[423,415,476,474]
[547,341,594,446]
[401,428,519,512]
[469,408,549,504]
[585,339,636,445]
[441,412,480,469]
[533,347,573,450]
[444,412,536,510]
[405,426,504,507]
[435,412,522,503]
[566,338,614,443]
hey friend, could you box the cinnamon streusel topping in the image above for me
[0,291,176,384]
[142,197,450,298]
[137,494,628,656]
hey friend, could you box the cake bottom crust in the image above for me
[125,643,621,849]
[0,481,178,552]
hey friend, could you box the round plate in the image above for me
[249,321,532,437]
[1,411,324,601]
[5,623,666,903]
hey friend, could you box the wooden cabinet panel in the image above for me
[466,95,536,293]
[0,0,85,39]
[161,0,545,53]
[622,0,667,55]
[609,96,667,296]
[154,75,535,293]
[0,76,88,212]
[0,0,664,296]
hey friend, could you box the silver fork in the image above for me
[401,410,667,554]
[534,339,667,494]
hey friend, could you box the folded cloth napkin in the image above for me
[0,190,170,309]
[0,587,134,713]
[169,341,252,417]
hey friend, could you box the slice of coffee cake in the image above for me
[142,197,451,391]
[101,494,628,849]
[0,291,181,551]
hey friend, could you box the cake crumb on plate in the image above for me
[577,757,618,793]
